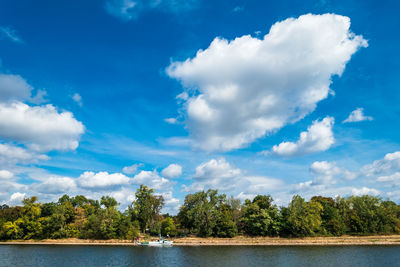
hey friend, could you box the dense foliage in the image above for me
[1,186,400,240]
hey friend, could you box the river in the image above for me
[0,245,399,266]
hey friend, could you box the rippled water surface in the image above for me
[0,245,399,267]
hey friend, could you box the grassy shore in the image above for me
[1,235,400,246]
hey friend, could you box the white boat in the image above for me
[137,238,173,247]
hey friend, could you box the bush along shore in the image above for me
[1,185,400,242]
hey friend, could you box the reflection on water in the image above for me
[0,245,399,267]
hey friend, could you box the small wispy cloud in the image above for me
[105,0,138,21]
[72,93,83,107]
[232,6,244,12]
[0,26,23,43]
[164,117,178,124]
[105,0,200,21]
[343,108,373,123]
[122,163,144,174]
[30,89,48,104]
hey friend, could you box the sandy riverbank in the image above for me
[1,235,400,246]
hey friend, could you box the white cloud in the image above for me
[294,180,314,192]
[72,93,82,106]
[377,172,400,187]
[185,158,284,195]
[0,143,49,165]
[361,151,400,177]
[343,107,373,123]
[30,89,48,104]
[291,160,364,198]
[233,6,244,12]
[0,102,84,152]
[9,192,26,205]
[161,136,191,147]
[167,13,367,151]
[304,151,400,188]
[310,161,341,185]
[244,175,286,194]
[0,73,47,104]
[105,0,199,21]
[2,181,27,192]
[271,116,335,156]
[0,167,179,211]
[105,0,138,21]
[310,161,357,185]
[31,176,77,194]
[161,163,182,178]
[132,170,174,191]
[351,187,380,196]
[78,171,130,189]
[0,74,32,102]
[236,192,256,202]
[151,0,199,12]
[0,26,22,43]
[193,158,241,180]
[386,190,400,202]
[176,91,188,101]
[122,163,143,174]
[164,117,178,124]
[0,170,13,179]
[292,152,400,199]
[158,191,181,214]
[109,188,136,207]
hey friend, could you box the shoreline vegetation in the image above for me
[1,236,400,246]
[2,185,400,243]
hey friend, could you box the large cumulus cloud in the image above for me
[167,13,367,151]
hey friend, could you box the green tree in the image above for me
[101,196,118,209]
[125,220,141,240]
[20,196,43,239]
[242,195,280,236]
[379,200,400,234]
[228,197,242,232]
[161,217,177,236]
[311,196,345,236]
[41,197,76,239]
[282,195,323,237]
[347,195,391,234]
[130,185,164,232]
[178,190,217,237]
[1,218,24,240]
[178,189,236,237]
[71,195,90,207]
[213,203,237,237]
[85,196,121,239]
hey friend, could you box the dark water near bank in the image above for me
[0,245,399,267]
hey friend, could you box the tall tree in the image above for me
[347,195,388,234]
[282,195,323,237]
[161,217,177,237]
[178,189,237,237]
[130,185,164,232]
[20,196,43,239]
[242,195,281,236]
[311,196,345,236]
[213,202,237,237]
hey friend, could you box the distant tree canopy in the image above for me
[1,186,400,240]
[241,195,281,236]
[178,189,237,237]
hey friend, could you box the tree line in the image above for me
[1,185,399,240]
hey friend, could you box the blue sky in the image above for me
[0,0,400,213]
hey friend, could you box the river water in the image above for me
[0,245,399,266]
